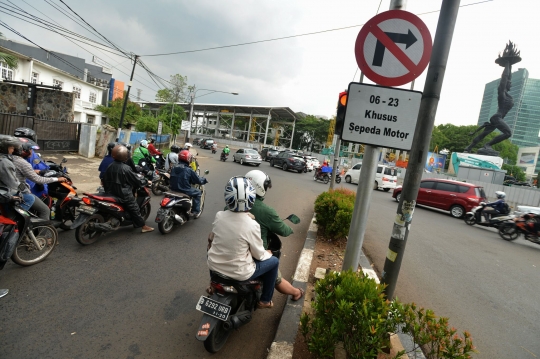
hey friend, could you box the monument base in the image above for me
[476,147,500,156]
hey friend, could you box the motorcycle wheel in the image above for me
[152,180,165,196]
[336,176,341,183]
[140,203,152,222]
[75,214,104,245]
[313,174,317,181]
[464,213,476,226]
[11,225,58,266]
[323,174,329,184]
[204,319,232,353]
[498,223,519,241]
[158,213,175,234]
[60,205,77,231]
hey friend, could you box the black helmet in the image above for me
[107,142,116,155]
[14,142,33,158]
[149,138,155,144]
[120,142,132,152]
[0,136,22,155]
[170,144,180,153]
[13,127,37,142]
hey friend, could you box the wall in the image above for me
[0,83,27,113]
[34,88,75,121]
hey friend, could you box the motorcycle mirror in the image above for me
[204,170,209,175]
[61,158,67,163]
[285,214,301,224]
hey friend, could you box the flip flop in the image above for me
[292,288,305,301]
[256,301,274,309]
[141,227,155,233]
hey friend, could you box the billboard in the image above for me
[425,152,446,172]
[519,152,537,164]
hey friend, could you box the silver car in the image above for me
[232,148,262,166]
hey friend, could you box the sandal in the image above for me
[256,301,274,309]
[292,288,305,301]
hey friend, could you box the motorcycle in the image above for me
[154,170,209,234]
[211,144,217,154]
[151,168,171,196]
[464,202,513,228]
[0,186,58,268]
[498,214,540,244]
[220,152,229,162]
[71,175,152,245]
[153,154,165,170]
[313,169,341,184]
[195,214,300,353]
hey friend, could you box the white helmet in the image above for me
[224,176,256,212]
[185,142,192,148]
[245,170,272,198]
[140,140,148,148]
[495,191,506,199]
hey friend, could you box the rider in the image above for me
[316,160,329,178]
[221,145,230,159]
[132,140,156,170]
[98,142,116,181]
[207,176,278,309]
[12,143,68,220]
[483,191,507,222]
[183,143,198,172]
[102,145,154,233]
[165,144,180,171]
[169,149,207,218]
[147,138,164,168]
[245,170,304,301]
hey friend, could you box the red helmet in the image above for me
[178,149,192,164]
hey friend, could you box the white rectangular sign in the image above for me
[340,83,422,151]
[157,121,163,135]
[181,120,190,131]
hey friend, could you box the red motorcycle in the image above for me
[498,214,540,245]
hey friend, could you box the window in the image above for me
[73,85,81,99]
[31,72,39,84]
[53,79,63,89]
[237,149,244,154]
[353,164,362,170]
[377,166,383,173]
[384,168,396,176]
[420,181,435,189]
[457,185,471,193]
[246,149,258,155]
[87,115,95,124]
[435,182,457,192]
[89,91,97,103]
[0,61,13,80]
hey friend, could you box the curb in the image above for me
[267,214,425,359]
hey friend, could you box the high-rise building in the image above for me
[477,68,540,173]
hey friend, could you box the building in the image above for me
[109,78,125,101]
[0,38,111,125]
[477,68,540,173]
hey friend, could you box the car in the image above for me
[233,148,262,166]
[392,178,487,218]
[193,137,203,145]
[513,205,540,217]
[303,156,320,172]
[344,163,397,191]
[200,138,215,149]
[269,151,306,173]
[260,147,280,162]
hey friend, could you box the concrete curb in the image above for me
[267,214,425,359]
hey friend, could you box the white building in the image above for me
[0,39,109,125]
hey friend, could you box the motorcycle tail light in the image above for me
[161,198,172,207]
[211,282,237,294]
[82,197,92,205]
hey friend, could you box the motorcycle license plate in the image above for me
[78,205,96,215]
[195,296,231,321]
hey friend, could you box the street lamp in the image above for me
[188,85,238,142]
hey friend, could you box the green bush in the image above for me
[300,270,397,359]
[314,188,355,239]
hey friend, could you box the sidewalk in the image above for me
[43,151,103,194]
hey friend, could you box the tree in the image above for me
[0,33,18,68]
[291,115,332,151]
[156,103,186,135]
[95,96,141,128]
[502,164,526,182]
[155,74,191,103]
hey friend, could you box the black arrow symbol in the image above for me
[372,29,417,67]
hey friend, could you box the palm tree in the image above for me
[0,32,18,69]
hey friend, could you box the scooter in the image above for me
[71,175,152,245]
[313,169,341,184]
[464,202,513,228]
[220,152,229,162]
[154,170,209,234]
[151,168,171,196]
[153,154,165,170]
[0,186,58,268]
[195,214,300,353]
[499,214,540,244]
[211,144,217,154]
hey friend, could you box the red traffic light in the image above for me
[339,91,348,106]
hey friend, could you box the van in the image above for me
[344,163,398,191]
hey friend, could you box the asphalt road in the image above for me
[0,152,325,359]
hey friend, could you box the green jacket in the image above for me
[249,197,293,249]
[132,146,155,165]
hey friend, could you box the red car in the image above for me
[392,178,487,218]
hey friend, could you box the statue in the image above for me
[464,41,521,156]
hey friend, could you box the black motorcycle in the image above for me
[71,175,152,245]
[151,168,171,196]
[313,170,341,184]
[153,154,165,170]
[195,214,300,353]
[1,187,58,268]
[154,170,209,234]
[220,152,228,162]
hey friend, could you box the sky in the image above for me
[1,0,539,127]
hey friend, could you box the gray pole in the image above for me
[341,0,408,271]
[188,85,195,143]
[329,136,341,190]
[382,0,461,299]
[116,54,138,141]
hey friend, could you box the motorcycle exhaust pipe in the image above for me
[174,214,185,225]
[223,310,252,330]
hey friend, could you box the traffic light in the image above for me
[335,91,348,136]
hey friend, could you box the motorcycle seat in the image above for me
[164,191,190,198]
[210,271,261,286]
[84,193,121,203]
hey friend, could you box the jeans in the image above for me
[249,256,279,303]
[30,195,51,220]
[21,194,35,211]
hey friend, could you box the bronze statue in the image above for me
[464,41,521,156]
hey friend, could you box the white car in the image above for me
[344,163,397,191]
[304,156,320,172]
[514,205,540,217]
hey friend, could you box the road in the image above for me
[0,152,324,359]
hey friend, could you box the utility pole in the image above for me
[187,85,195,143]
[382,0,461,299]
[341,0,407,271]
[117,54,138,141]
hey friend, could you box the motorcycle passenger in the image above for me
[147,138,164,168]
[483,191,507,222]
[12,143,68,220]
[183,142,198,171]
[165,144,180,171]
[132,140,156,171]
[315,160,329,178]
[24,145,49,197]
[245,170,304,301]
[98,142,116,181]
[0,136,35,213]
[207,176,279,309]
[169,150,207,217]
[102,145,154,233]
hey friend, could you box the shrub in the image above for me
[314,188,356,239]
[300,270,398,359]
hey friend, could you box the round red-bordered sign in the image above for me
[355,10,432,87]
